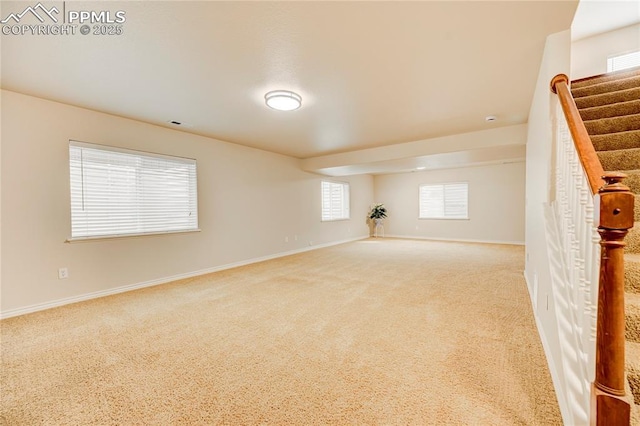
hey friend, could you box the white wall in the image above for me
[524,30,572,423]
[0,90,373,316]
[373,161,525,244]
[571,23,640,79]
[302,124,527,175]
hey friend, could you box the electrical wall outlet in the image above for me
[284,236,289,243]
[546,294,549,311]
[58,267,69,279]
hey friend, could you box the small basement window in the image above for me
[607,51,640,72]
[419,182,468,220]
[321,180,350,221]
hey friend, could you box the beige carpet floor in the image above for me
[1,238,561,425]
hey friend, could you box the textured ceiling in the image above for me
[572,0,640,41]
[1,1,578,159]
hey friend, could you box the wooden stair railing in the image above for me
[551,74,635,425]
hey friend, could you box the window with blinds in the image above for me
[69,141,198,240]
[419,182,468,219]
[321,180,350,221]
[607,51,640,72]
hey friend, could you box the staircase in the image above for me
[571,66,640,423]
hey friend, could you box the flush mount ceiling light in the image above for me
[265,90,302,111]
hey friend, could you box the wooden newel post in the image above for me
[592,172,634,426]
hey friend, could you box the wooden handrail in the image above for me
[550,74,635,425]
[550,74,605,195]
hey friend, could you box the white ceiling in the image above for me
[1,1,578,167]
[572,0,640,41]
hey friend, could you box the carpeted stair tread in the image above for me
[618,170,640,195]
[628,225,640,254]
[579,99,640,122]
[627,340,640,405]
[627,253,640,294]
[575,87,640,110]
[584,113,640,135]
[572,74,640,99]
[591,130,640,152]
[627,292,640,343]
[633,403,640,426]
[598,148,640,171]
[572,67,640,89]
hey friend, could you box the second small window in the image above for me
[321,180,350,221]
[419,182,468,219]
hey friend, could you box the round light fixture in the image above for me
[265,90,302,111]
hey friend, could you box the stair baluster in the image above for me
[551,74,634,426]
[554,107,597,421]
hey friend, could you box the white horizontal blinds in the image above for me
[321,181,331,220]
[419,184,444,218]
[321,180,350,221]
[607,51,640,72]
[444,183,468,218]
[69,142,198,239]
[341,183,350,219]
[419,182,468,219]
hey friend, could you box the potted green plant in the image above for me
[368,203,387,237]
[368,203,387,226]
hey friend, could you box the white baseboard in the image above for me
[524,273,572,426]
[385,234,525,246]
[0,236,367,320]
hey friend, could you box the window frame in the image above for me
[418,182,469,220]
[67,140,200,242]
[607,50,640,73]
[321,180,350,222]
